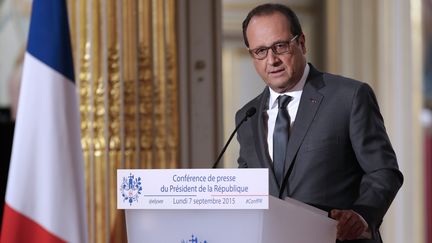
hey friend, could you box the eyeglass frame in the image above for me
[248,35,299,60]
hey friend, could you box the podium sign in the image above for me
[117,168,269,209]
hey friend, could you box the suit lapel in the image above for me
[251,88,280,189]
[250,65,325,193]
[284,66,325,177]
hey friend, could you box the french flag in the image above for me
[1,0,88,242]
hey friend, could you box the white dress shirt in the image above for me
[266,63,309,161]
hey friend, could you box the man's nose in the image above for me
[266,50,281,65]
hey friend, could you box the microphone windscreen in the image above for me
[246,107,257,118]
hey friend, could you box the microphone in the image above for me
[212,107,257,168]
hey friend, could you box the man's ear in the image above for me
[299,33,306,54]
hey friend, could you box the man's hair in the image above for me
[242,3,303,48]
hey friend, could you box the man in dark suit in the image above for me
[236,3,403,242]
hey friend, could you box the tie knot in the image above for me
[278,95,292,109]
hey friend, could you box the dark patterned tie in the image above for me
[273,95,292,186]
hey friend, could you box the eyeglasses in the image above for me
[248,35,299,60]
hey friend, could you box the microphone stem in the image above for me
[212,116,247,169]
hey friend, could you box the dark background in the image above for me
[0,108,14,230]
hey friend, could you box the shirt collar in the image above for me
[268,63,310,109]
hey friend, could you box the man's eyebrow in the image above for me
[250,39,289,49]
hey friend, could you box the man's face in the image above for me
[246,12,306,93]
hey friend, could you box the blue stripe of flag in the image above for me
[27,0,75,82]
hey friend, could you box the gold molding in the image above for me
[73,0,179,242]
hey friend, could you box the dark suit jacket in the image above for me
[236,64,403,243]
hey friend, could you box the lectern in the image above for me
[125,196,336,243]
[118,169,336,243]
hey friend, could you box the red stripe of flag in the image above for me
[1,204,66,243]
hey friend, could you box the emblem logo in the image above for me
[181,234,207,243]
[120,173,143,205]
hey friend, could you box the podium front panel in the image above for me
[126,209,263,243]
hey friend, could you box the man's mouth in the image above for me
[269,69,284,75]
